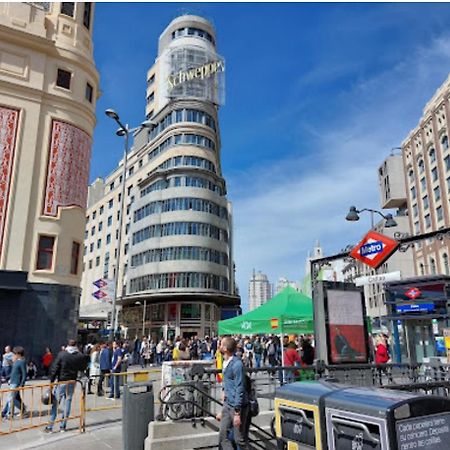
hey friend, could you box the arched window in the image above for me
[443,253,449,276]
[429,148,436,163]
[441,135,449,150]
[430,258,437,275]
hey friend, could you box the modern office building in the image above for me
[248,270,272,311]
[0,2,99,359]
[81,15,240,339]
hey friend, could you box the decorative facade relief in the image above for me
[0,106,19,260]
[44,120,91,217]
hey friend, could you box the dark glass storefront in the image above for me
[385,276,450,363]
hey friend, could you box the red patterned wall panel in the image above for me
[44,120,92,217]
[0,106,19,260]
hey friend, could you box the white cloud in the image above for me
[228,35,450,310]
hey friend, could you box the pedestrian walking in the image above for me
[97,342,111,396]
[1,346,14,382]
[1,346,27,419]
[108,341,122,399]
[217,337,250,450]
[43,339,88,433]
[88,344,101,395]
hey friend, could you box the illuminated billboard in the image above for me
[161,46,225,105]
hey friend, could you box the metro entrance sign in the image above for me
[349,230,398,269]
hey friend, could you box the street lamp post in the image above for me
[345,205,398,327]
[105,109,155,341]
[345,206,397,229]
[135,300,147,337]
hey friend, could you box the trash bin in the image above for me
[274,381,341,450]
[323,385,450,450]
[122,381,154,450]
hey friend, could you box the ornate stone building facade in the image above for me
[0,2,99,358]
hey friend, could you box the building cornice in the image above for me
[0,79,96,128]
[0,25,99,83]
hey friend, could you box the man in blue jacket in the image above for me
[217,337,249,450]
[1,346,27,419]
[97,342,112,396]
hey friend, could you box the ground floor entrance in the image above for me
[385,276,450,364]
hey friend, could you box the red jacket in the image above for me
[284,348,301,367]
[375,343,389,364]
[42,352,53,368]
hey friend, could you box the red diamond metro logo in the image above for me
[405,287,421,300]
[349,230,398,269]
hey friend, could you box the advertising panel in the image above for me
[160,46,225,105]
[327,289,368,364]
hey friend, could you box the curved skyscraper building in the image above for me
[81,15,240,340]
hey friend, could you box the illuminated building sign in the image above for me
[168,60,225,91]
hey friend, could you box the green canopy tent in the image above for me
[218,286,314,336]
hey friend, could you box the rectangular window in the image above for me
[107,216,112,227]
[92,211,96,220]
[99,222,103,231]
[95,256,100,267]
[425,213,431,228]
[109,182,114,192]
[83,2,92,29]
[432,167,438,182]
[129,166,134,176]
[445,155,450,171]
[423,195,429,209]
[97,239,101,249]
[99,205,104,214]
[91,226,95,236]
[70,242,80,275]
[411,186,416,200]
[90,243,94,252]
[437,206,443,221]
[89,259,92,269]
[434,186,441,201]
[127,185,133,196]
[61,2,75,17]
[108,199,113,208]
[420,177,426,191]
[85,82,93,103]
[56,69,71,90]
[36,236,55,270]
[106,234,111,244]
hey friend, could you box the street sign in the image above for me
[354,271,401,286]
[349,231,398,269]
[92,278,115,303]
[93,278,108,289]
[405,287,421,300]
[93,290,108,300]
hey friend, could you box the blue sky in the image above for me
[91,3,450,310]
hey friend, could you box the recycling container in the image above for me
[274,381,342,450]
[323,385,450,450]
[122,381,154,450]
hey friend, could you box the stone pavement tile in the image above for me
[0,421,123,450]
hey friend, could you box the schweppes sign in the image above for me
[168,60,225,91]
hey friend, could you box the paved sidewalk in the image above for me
[0,365,161,449]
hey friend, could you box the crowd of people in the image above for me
[0,330,391,440]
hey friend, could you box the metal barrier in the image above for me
[0,380,84,435]
[84,368,161,413]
